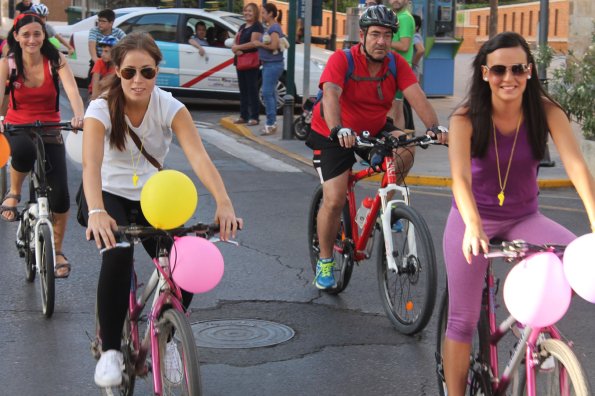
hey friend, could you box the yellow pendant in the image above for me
[498,191,505,206]
[132,173,139,187]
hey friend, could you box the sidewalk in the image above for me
[219,54,573,188]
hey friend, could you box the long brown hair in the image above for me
[105,32,162,151]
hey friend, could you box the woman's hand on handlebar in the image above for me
[86,210,118,251]
[70,115,84,131]
[214,200,243,241]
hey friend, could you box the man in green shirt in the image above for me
[388,0,415,129]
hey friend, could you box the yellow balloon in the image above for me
[140,170,198,230]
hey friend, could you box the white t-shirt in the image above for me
[85,87,185,201]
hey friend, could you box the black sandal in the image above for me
[0,192,21,222]
[54,251,71,279]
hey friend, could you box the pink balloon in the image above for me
[563,233,595,303]
[169,236,224,294]
[503,252,571,327]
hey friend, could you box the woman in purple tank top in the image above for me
[442,32,595,395]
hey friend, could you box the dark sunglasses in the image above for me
[483,63,530,77]
[120,67,157,80]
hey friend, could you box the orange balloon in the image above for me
[0,133,10,168]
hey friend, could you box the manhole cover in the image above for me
[191,319,295,349]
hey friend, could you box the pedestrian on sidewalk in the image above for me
[412,14,424,80]
[14,0,33,18]
[252,3,286,136]
[231,2,263,127]
[442,31,595,396]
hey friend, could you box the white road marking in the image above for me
[197,125,301,173]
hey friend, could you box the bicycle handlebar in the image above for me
[114,222,221,240]
[484,239,566,260]
[355,131,440,149]
[3,121,81,134]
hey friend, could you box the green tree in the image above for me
[550,28,595,140]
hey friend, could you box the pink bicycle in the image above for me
[435,240,592,395]
[91,221,222,396]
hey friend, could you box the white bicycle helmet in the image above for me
[33,3,49,17]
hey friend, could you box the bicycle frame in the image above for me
[344,155,416,273]
[482,259,569,396]
[127,245,186,395]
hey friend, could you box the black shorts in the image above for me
[308,119,397,183]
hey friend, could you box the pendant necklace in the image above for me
[493,114,522,207]
[128,124,145,187]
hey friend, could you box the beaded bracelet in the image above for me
[88,209,107,216]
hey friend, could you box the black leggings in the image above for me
[7,132,70,213]
[81,190,193,351]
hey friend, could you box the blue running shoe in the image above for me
[392,219,403,233]
[314,258,336,289]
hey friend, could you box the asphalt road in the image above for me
[0,94,593,395]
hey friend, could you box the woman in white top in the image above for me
[81,32,241,387]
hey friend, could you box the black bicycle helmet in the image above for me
[359,5,399,33]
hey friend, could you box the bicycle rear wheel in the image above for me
[377,204,437,334]
[156,308,202,395]
[307,185,354,294]
[435,290,493,396]
[515,338,592,396]
[38,223,55,318]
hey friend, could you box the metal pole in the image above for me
[538,0,555,167]
[330,0,337,51]
[286,0,297,97]
[302,0,312,102]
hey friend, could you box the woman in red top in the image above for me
[0,13,84,278]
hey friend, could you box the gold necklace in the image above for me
[493,114,522,207]
[128,124,145,187]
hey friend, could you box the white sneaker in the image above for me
[94,350,124,387]
[164,340,183,384]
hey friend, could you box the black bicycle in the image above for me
[5,121,78,318]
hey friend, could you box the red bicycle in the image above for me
[307,131,443,335]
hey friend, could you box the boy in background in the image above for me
[89,36,117,100]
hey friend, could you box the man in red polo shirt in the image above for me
[308,4,447,289]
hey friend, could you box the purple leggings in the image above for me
[442,207,576,343]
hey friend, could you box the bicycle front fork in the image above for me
[377,184,414,273]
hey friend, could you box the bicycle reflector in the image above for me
[0,133,10,167]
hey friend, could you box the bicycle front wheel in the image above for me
[156,309,202,395]
[21,219,35,282]
[516,338,592,396]
[377,204,437,334]
[307,185,354,294]
[39,223,55,318]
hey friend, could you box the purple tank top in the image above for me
[453,121,539,220]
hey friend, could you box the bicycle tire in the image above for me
[307,185,354,294]
[157,308,202,395]
[435,290,493,396]
[38,223,55,318]
[21,219,35,282]
[514,338,592,396]
[376,204,437,334]
[293,117,310,140]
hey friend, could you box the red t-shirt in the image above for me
[311,44,417,138]
[5,58,60,124]
[88,59,115,93]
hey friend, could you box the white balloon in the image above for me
[65,131,83,164]
[563,233,595,303]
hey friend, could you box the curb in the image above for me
[218,117,573,189]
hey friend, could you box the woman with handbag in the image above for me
[231,2,263,126]
[81,32,241,387]
[252,3,286,136]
